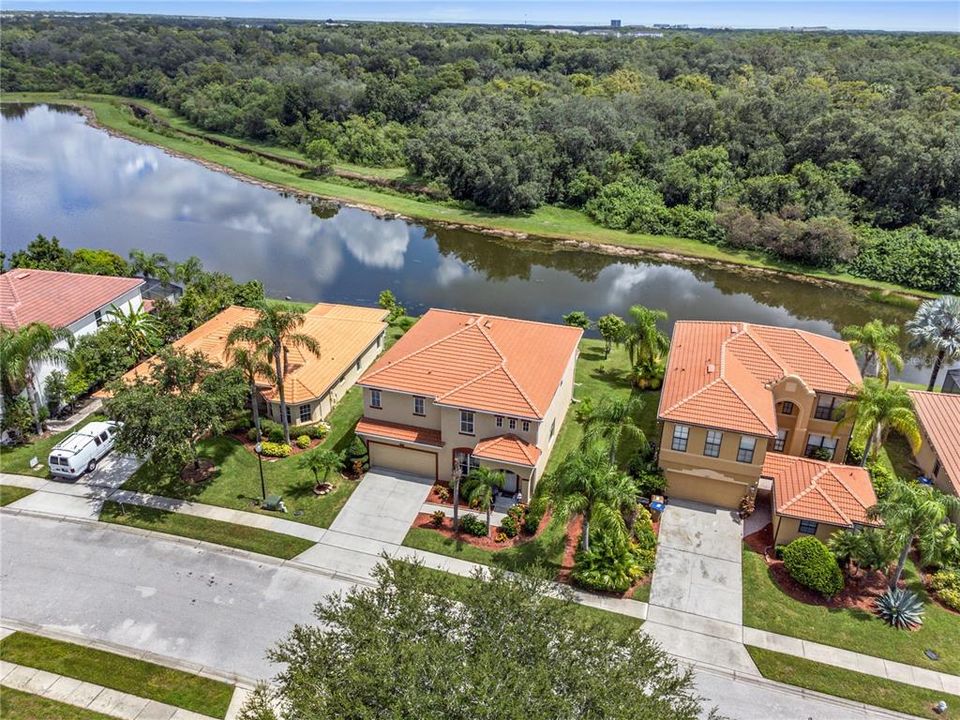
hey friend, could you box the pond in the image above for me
[0,103,947,384]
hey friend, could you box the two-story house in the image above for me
[355,309,582,499]
[908,390,959,513]
[657,322,871,538]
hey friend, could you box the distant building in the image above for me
[611,19,622,28]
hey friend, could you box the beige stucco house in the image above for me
[908,390,960,502]
[355,309,582,499]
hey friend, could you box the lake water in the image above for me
[0,103,947,384]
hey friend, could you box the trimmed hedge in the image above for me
[782,536,844,598]
[259,441,291,458]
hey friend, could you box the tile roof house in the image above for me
[355,308,582,499]
[0,269,145,407]
[657,321,864,530]
[110,303,388,426]
[909,390,960,500]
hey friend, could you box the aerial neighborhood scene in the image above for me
[2,2,960,719]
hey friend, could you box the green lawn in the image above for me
[0,632,234,717]
[100,501,314,558]
[743,547,960,675]
[0,687,117,720]
[748,647,960,719]
[0,485,35,506]
[0,417,104,478]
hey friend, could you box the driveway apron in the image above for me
[327,468,435,545]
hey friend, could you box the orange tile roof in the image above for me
[356,417,443,447]
[763,454,879,527]
[0,269,143,330]
[359,309,582,419]
[909,391,960,495]
[108,303,386,404]
[658,321,862,437]
[473,434,542,467]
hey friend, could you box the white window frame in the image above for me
[521,420,530,432]
[671,425,689,452]
[509,418,517,430]
[495,415,503,428]
[460,410,475,435]
[773,429,788,453]
[299,404,312,423]
[370,389,382,409]
[413,396,425,416]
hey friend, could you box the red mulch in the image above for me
[556,515,583,583]
[426,482,479,512]
[230,431,323,457]
[413,512,532,550]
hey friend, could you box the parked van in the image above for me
[48,421,121,478]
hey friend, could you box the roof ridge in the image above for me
[663,325,744,417]
[475,321,542,416]
[719,375,776,435]
[795,328,859,387]
[661,376,725,416]
[435,362,504,401]
[739,324,789,375]
[811,469,853,525]
[362,317,484,381]
[826,465,872,513]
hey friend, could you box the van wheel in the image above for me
[87,459,98,473]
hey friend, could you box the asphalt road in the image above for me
[1,513,905,719]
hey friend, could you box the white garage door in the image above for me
[369,442,437,479]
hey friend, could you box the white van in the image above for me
[48,421,122,478]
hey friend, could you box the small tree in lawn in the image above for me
[596,313,627,358]
[107,348,247,476]
[304,138,337,176]
[224,343,273,443]
[298,447,346,488]
[463,466,503,537]
[562,311,592,330]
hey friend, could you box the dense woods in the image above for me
[3,15,959,292]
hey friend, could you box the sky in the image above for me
[3,0,959,32]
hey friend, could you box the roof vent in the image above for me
[706,363,716,374]
[730,324,738,334]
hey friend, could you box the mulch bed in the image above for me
[556,514,583,584]
[413,512,531,550]
[180,459,217,485]
[230,431,323,457]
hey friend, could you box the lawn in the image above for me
[0,688,117,720]
[0,631,234,717]
[0,417,104,478]
[0,485,35,506]
[748,647,960,719]
[742,547,960,675]
[100,501,314,559]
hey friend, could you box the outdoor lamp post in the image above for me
[254,442,267,500]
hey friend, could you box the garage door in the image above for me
[369,442,437,479]
[664,470,747,509]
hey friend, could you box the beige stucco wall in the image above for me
[773,514,844,545]
[768,376,852,461]
[915,428,957,501]
[363,387,443,430]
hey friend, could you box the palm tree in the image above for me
[583,394,647,466]
[173,256,204,286]
[834,378,921,465]
[624,305,669,369]
[451,463,464,532]
[298,447,345,487]
[828,529,869,576]
[128,249,170,283]
[869,481,960,589]
[546,443,637,551]
[224,342,273,443]
[906,295,960,391]
[0,322,71,433]
[463,466,504,537]
[841,319,904,383]
[227,303,321,445]
[106,302,161,359]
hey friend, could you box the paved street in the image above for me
[1,513,913,719]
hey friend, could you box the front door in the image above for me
[502,471,519,494]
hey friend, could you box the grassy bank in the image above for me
[2,91,933,299]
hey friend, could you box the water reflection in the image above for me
[1,103,946,383]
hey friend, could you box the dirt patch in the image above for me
[556,515,583,584]
[180,459,217,485]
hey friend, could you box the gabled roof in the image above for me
[359,309,582,419]
[909,390,960,495]
[355,417,443,447]
[658,321,861,437]
[763,454,879,527]
[0,269,143,330]
[473,434,542,467]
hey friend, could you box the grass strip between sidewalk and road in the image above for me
[0,687,117,720]
[99,501,314,559]
[747,646,960,720]
[0,632,234,718]
[0,485,35,507]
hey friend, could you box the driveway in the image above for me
[327,468,434,545]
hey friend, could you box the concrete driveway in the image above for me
[327,468,434,544]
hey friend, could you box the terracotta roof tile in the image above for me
[659,321,861,437]
[0,269,143,330]
[763,454,879,527]
[360,309,582,419]
[473,434,542,467]
[355,417,443,447]
[909,391,960,496]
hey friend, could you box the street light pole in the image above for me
[254,442,266,501]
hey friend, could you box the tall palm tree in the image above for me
[841,319,904,384]
[463,466,504,537]
[173,256,204,286]
[906,295,960,391]
[583,394,647,466]
[224,342,273,443]
[128,249,170,283]
[0,322,71,433]
[869,480,960,589]
[834,378,921,465]
[106,302,161,359]
[546,443,637,551]
[624,305,669,369]
[298,447,345,486]
[227,303,321,445]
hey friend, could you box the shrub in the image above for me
[782,536,844,598]
[435,485,451,502]
[632,505,656,550]
[300,422,330,439]
[500,515,519,538]
[260,418,281,437]
[931,569,960,610]
[495,532,508,544]
[246,427,259,442]
[774,545,786,560]
[939,588,960,612]
[572,530,645,594]
[459,514,487,537]
[523,507,544,535]
[868,461,896,501]
[430,510,445,528]
[268,426,285,443]
[224,412,251,433]
[507,503,527,521]
[348,435,368,460]
[296,435,311,449]
[875,588,925,629]
[635,470,667,498]
[260,441,291,458]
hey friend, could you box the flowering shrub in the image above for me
[430,510,446,528]
[260,441,291,458]
[296,435,311,449]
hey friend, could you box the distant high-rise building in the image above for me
[610,19,622,28]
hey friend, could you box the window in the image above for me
[508,418,517,430]
[521,420,530,432]
[460,410,475,435]
[356,359,361,371]
[413,396,425,416]
[736,436,757,463]
[455,451,480,477]
[94,435,102,447]
[370,389,382,409]
[671,425,689,452]
[814,395,840,421]
[299,404,312,423]
[933,459,942,477]
[780,401,794,415]
[773,429,788,453]
[495,415,503,428]
[94,309,104,327]
[376,335,382,347]
[804,434,838,461]
[798,520,819,535]
[99,431,109,442]
[703,430,723,457]
[550,418,556,438]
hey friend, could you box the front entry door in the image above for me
[502,471,519,494]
